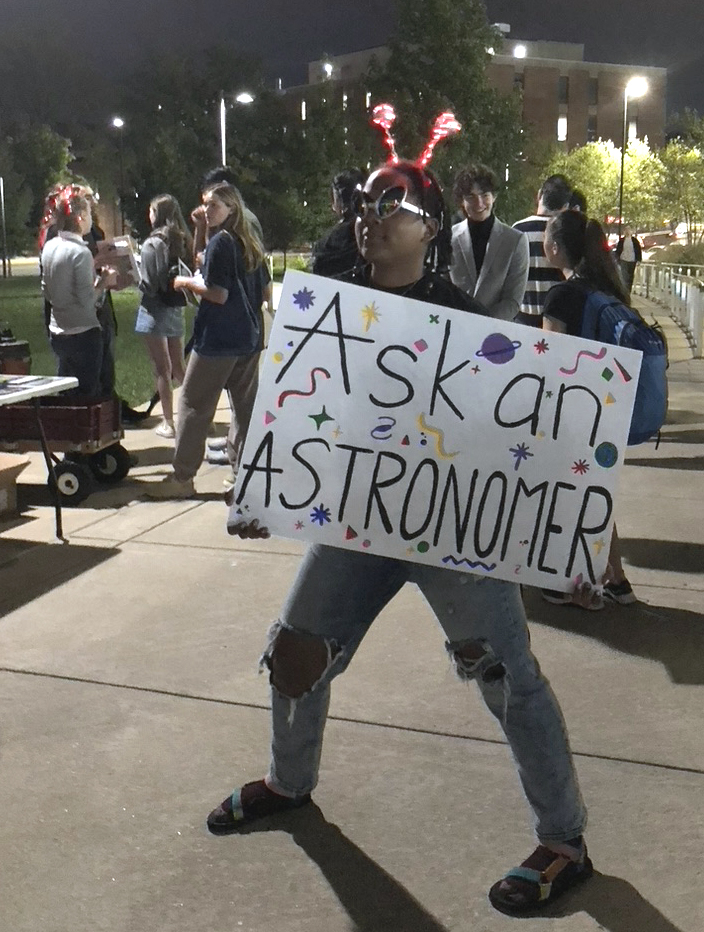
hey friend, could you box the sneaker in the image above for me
[541,588,604,611]
[223,468,237,490]
[143,475,195,499]
[207,780,311,835]
[155,420,176,439]
[603,578,637,605]
[207,436,228,451]
[206,448,230,465]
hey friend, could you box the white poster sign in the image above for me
[231,271,642,591]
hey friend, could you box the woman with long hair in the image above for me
[542,209,637,607]
[136,194,193,438]
[145,182,268,498]
[40,186,115,394]
[213,160,594,917]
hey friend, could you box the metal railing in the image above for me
[634,262,704,357]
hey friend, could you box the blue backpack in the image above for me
[580,290,668,445]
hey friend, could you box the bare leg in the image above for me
[144,334,175,424]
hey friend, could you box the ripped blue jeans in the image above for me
[263,544,587,845]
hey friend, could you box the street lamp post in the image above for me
[0,176,9,279]
[111,116,126,235]
[617,76,648,238]
[218,92,254,167]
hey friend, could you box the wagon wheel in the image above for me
[88,443,132,484]
[50,462,95,505]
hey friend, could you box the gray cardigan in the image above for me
[138,235,186,312]
[41,233,100,335]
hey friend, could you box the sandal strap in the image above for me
[503,867,553,902]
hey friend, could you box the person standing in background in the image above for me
[512,175,572,328]
[614,226,643,294]
[311,168,367,278]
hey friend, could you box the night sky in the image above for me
[2,0,703,115]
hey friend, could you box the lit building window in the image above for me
[342,92,348,110]
[513,44,527,59]
[557,117,567,142]
[323,62,333,79]
[301,100,307,121]
[365,92,371,108]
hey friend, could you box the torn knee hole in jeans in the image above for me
[261,621,341,700]
[448,638,506,683]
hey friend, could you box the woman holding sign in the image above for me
[218,156,595,917]
[542,210,637,607]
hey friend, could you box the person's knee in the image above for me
[268,626,336,698]
[449,638,506,683]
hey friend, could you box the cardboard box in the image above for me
[0,452,30,518]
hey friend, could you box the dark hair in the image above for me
[568,189,587,213]
[382,160,453,276]
[150,193,193,263]
[547,211,630,305]
[332,168,367,217]
[453,164,499,203]
[200,166,238,192]
[539,174,572,212]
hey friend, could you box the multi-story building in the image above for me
[296,28,666,151]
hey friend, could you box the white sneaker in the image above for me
[207,436,228,451]
[144,475,195,499]
[155,420,176,439]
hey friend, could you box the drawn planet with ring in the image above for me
[476,332,522,364]
[595,441,618,468]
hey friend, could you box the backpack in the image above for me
[580,290,668,445]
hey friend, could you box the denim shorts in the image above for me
[135,305,184,338]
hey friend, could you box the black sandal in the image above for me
[488,844,593,915]
[206,779,311,835]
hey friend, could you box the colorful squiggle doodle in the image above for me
[277,367,331,408]
[416,413,458,459]
[559,346,607,375]
[441,556,497,571]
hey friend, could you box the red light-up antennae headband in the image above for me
[371,103,461,167]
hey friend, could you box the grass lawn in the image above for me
[0,276,196,407]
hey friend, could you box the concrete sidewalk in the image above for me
[0,298,702,932]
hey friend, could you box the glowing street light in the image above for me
[219,92,255,166]
[110,116,126,234]
[617,76,649,236]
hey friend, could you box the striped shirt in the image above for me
[511,215,564,316]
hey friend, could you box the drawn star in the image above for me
[332,426,343,440]
[310,503,331,526]
[545,390,553,399]
[534,338,550,354]
[472,365,481,374]
[429,314,440,324]
[593,538,606,555]
[406,546,416,556]
[295,521,305,530]
[292,287,315,310]
[509,442,534,471]
[360,301,381,332]
[572,459,590,475]
[308,405,335,431]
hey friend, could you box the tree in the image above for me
[366,0,523,206]
[546,141,620,222]
[659,141,704,244]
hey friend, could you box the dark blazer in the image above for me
[450,217,530,320]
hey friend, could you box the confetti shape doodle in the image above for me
[414,338,428,353]
[277,367,331,408]
[476,332,522,364]
[401,435,410,446]
[509,442,533,470]
[362,540,372,548]
[534,338,549,354]
[417,413,458,459]
[614,359,633,383]
[371,416,396,441]
[310,503,331,526]
[309,406,335,431]
[360,301,381,331]
[295,521,304,530]
[442,556,497,572]
[345,526,358,540]
[604,393,616,405]
[559,346,607,375]
[292,287,315,310]
[429,314,440,324]
[602,367,614,381]
[264,411,276,425]
[595,441,618,468]
[572,459,590,475]
[593,538,606,555]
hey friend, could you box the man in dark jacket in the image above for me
[614,226,643,293]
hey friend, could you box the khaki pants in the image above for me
[173,350,259,482]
